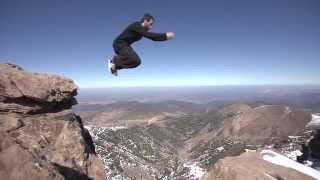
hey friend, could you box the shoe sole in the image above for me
[107,58,118,76]
[107,58,111,73]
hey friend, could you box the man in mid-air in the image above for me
[108,13,175,76]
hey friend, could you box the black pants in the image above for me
[113,44,141,70]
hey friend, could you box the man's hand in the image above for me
[166,32,175,40]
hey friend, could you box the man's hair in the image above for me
[140,13,155,22]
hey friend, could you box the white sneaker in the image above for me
[107,58,118,76]
[107,58,112,72]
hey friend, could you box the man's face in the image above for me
[143,19,154,30]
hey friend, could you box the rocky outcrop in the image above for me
[0,63,105,180]
[0,63,77,114]
[204,150,315,180]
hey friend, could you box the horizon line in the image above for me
[78,83,320,89]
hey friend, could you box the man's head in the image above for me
[141,13,155,30]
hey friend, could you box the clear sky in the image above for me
[1,0,320,87]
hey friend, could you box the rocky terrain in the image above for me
[3,63,318,180]
[0,63,105,180]
[84,100,320,179]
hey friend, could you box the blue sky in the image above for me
[1,0,320,87]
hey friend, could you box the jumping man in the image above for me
[108,13,175,76]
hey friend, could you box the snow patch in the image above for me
[245,149,257,153]
[85,125,127,132]
[261,150,320,180]
[216,146,224,152]
[308,114,320,129]
[285,150,303,161]
[184,161,205,180]
[109,126,128,131]
[285,106,292,114]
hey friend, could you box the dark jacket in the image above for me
[113,21,167,51]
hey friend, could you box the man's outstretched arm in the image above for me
[132,24,175,41]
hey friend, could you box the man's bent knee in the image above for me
[134,58,141,67]
[130,57,141,68]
